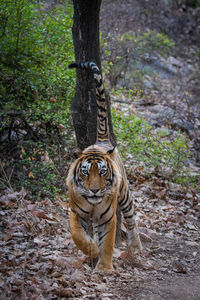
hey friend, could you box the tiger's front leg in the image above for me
[96,213,117,272]
[70,210,99,258]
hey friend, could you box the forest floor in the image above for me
[1,0,200,299]
[0,183,199,299]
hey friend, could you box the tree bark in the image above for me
[71,0,116,150]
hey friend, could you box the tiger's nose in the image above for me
[90,188,100,194]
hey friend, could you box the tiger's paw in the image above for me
[128,229,143,253]
[96,261,113,273]
[129,238,143,253]
[88,241,99,258]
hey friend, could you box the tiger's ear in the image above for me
[73,148,82,159]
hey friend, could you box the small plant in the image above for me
[120,30,174,55]
[112,107,195,186]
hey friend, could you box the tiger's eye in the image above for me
[81,169,89,176]
[100,168,107,176]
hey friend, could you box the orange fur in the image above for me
[67,145,142,272]
[67,62,142,272]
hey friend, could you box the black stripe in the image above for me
[84,151,105,157]
[99,231,108,241]
[96,97,106,102]
[119,182,124,193]
[97,105,107,112]
[119,195,125,206]
[98,113,106,119]
[124,214,133,219]
[98,232,109,248]
[99,213,114,227]
[119,192,129,207]
[122,202,132,214]
[73,200,89,214]
[100,201,112,219]
[98,89,105,96]
[95,80,103,87]
[71,210,87,230]
[127,224,135,230]
[85,155,105,161]
[73,164,78,182]
[98,115,106,121]
[92,68,100,74]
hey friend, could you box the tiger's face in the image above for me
[73,149,118,205]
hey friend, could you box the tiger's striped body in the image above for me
[67,62,142,272]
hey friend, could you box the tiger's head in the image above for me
[67,145,120,205]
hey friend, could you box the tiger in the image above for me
[67,61,142,272]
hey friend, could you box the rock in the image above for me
[70,269,85,282]
[171,118,194,132]
[185,241,199,247]
[143,75,155,89]
[167,56,183,67]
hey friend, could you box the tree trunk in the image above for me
[71,0,116,150]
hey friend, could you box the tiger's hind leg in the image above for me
[119,189,142,252]
[70,210,99,258]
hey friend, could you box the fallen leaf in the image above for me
[120,250,132,259]
[139,231,153,242]
[173,261,187,274]
[55,288,73,297]
[50,271,63,278]
[184,223,197,230]
[70,269,85,281]
[33,237,49,247]
[58,201,69,210]
[0,278,4,288]
[55,257,74,269]
[155,188,167,199]
[31,210,54,221]
[7,201,15,207]
[73,258,84,269]
[28,171,34,178]
[59,124,67,131]
[49,97,57,103]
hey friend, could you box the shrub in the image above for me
[0,0,75,197]
[101,30,174,88]
[112,107,195,186]
[0,0,74,129]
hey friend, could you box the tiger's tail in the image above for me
[69,62,110,144]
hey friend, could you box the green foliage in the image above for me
[0,0,75,128]
[101,29,174,88]
[176,0,200,8]
[0,0,75,198]
[120,30,174,55]
[112,106,195,186]
[112,86,143,101]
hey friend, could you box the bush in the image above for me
[112,107,195,186]
[0,0,75,197]
[0,0,74,129]
[101,29,174,88]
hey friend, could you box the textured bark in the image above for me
[71,0,116,150]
